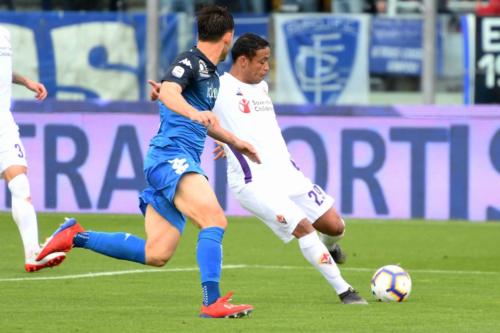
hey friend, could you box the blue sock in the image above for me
[74,231,146,264]
[197,227,225,306]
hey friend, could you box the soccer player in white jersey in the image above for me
[0,26,66,272]
[216,33,367,304]
[149,33,367,304]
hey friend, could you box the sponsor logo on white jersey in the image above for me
[251,99,273,112]
[239,98,251,113]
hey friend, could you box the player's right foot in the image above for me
[200,292,253,318]
[36,218,84,261]
[339,287,368,305]
[25,252,66,272]
[329,243,346,264]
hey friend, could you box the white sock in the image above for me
[319,232,344,248]
[8,174,40,261]
[319,218,345,248]
[298,231,350,295]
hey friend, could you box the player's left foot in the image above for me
[200,292,253,318]
[36,218,84,261]
[339,287,368,305]
[25,252,66,272]
[329,243,346,264]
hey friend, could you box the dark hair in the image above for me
[197,5,234,42]
[231,33,270,62]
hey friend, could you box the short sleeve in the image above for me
[161,55,196,90]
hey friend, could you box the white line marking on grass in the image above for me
[0,264,498,282]
[0,265,247,282]
[251,265,500,276]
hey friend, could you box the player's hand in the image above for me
[25,79,47,100]
[233,139,261,164]
[191,111,219,128]
[213,141,226,160]
[148,80,161,101]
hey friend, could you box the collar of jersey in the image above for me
[192,46,216,69]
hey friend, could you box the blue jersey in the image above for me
[150,47,219,160]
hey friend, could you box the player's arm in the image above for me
[213,140,226,160]
[208,122,261,164]
[157,57,219,128]
[158,81,219,128]
[12,73,47,100]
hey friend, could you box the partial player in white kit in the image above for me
[0,26,66,272]
[213,33,366,304]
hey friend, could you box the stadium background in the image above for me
[1,0,499,222]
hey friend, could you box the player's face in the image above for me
[246,47,270,84]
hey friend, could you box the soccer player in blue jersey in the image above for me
[36,5,259,319]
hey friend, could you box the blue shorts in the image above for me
[139,145,206,233]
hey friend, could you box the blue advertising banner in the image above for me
[274,14,369,105]
[370,17,443,76]
[0,12,179,100]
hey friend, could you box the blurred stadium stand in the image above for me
[0,0,495,105]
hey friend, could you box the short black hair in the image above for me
[197,5,234,42]
[231,33,270,62]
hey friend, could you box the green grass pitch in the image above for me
[0,213,499,332]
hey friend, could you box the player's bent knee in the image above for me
[321,222,344,237]
[292,219,315,238]
[145,241,175,267]
[332,221,345,236]
[147,256,169,267]
[146,250,174,267]
[193,207,227,229]
[313,210,346,236]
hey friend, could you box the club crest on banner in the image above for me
[283,17,359,104]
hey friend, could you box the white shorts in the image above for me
[0,125,28,176]
[233,175,335,243]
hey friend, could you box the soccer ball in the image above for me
[371,265,412,302]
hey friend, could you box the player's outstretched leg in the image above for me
[37,218,146,265]
[294,221,367,305]
[36,218,84,260]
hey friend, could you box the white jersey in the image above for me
[0,26,16,135]
[213,73,306,194]
[213,73,335,243]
